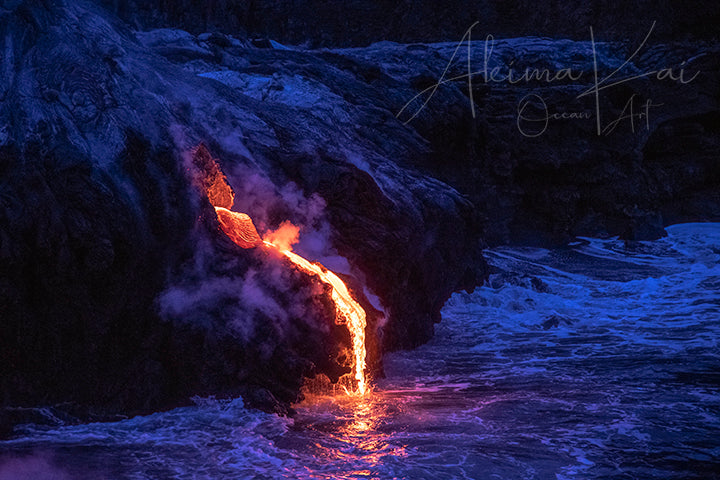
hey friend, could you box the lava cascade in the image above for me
[192,145,368,395]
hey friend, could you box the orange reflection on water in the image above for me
[296,392,408,479]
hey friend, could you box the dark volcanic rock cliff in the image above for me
[0,0,485,430]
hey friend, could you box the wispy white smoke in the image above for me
[157,146,346,364]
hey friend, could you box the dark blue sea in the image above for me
[2,223,719,479]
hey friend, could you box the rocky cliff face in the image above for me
[0,0,486,430]
[158,28,718,245]
[354,38,720,245]
[1,0,718,433]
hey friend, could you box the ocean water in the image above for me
[2,223,719,479]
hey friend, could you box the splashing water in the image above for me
[3,223,718,479]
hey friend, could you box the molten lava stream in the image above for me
[213,206,368,396]
[263,240,368,396]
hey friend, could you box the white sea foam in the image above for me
[2,224,719,479]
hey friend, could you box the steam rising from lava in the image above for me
[191,145,368,395]
[264,221,300,253]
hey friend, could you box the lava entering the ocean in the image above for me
[263,241,368,396]
[191,145,368,396]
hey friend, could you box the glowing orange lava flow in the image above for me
[263,240,368,396]
[214,207,263,248]
[213,206,368,396]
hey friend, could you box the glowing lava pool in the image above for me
[2,223,719,479]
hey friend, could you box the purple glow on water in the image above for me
[2,223,719,479]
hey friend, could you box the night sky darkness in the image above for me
[1,1,719,479]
